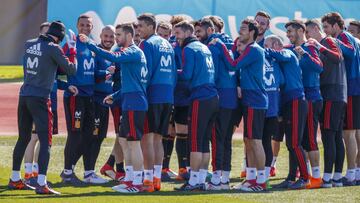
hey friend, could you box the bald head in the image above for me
[264,34,284,50]
[102,25,115,33]
[100,25,115,50]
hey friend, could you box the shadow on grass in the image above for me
[0,185,9,193]
[0,188,275,199]
[47,180,120,188]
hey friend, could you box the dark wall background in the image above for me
[0,0,47,65]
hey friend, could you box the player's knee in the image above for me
[30,134,39,142]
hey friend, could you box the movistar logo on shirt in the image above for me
[83,58,94,70]
[94,118,100,126]
[160,55,172,73]
[206,56,215,73]
[141,66,148,83]
[83,58,95,76]
[160,55,172,67]
[264,74,275,87]
[26,57,39,75]
[27,57,38,69]
[26,43,42,56]
[264,59,277,91]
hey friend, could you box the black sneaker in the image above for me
[273,179,294,189]
[60,171,84,186]
[161,171,172,182]
[35,184,60,195]
[356,180,360,186]
[289,178,309,190]
[341,177,356,187]
[174,182,202,191]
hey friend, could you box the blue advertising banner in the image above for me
[48,0,360,44]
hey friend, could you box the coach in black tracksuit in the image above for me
[9,21,77,194]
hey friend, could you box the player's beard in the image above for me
[258,30,265,37]
[101,41,114,50]
[201,33,209,44]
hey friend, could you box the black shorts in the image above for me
[120,110,146,141]
[189,96,219,153]
[243,106,266,140]
[320,100,346,131]
[94,102,109,139]
[147,103,172,136]
[174,106,189,125]
[111,106,121,134]
[302,100,322,151]
[273,119,285,142]
[344,95,360,130]
[231,99,243,127]
[263,116,280,141]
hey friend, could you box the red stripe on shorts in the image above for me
[246,107,254,139]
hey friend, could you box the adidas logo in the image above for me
[125,187,139,192]
[26,43,42,56]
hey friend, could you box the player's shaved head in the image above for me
[265,34,284,48]
[102,25,115,33]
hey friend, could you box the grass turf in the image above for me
[0,136,359,203]
[0,66,23,82]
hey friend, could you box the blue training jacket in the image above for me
[264,53,284,117]
[63,36,95,97]
[216,41,268,109]
[337,31,360,96]
[171,40,191,107]
[258,38,265,48]
[93,44,115,107]
[266,48,305,104]
[140,34,176,104]
[178,37,218,101]
[218,33,234,50]
[86,42,148,111]
[206,33,237,109]
[286,44,323,101]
